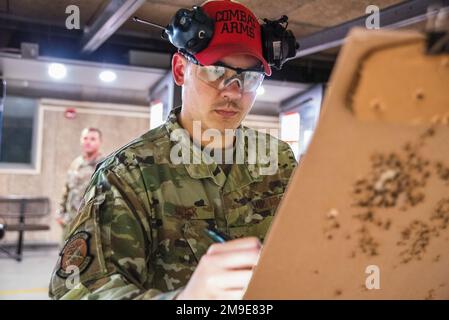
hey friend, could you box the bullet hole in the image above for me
[420,127,435,139]
[415,89,425,101]
[327,208,339,218]
[324,208,341,240]
[369,99,386,113]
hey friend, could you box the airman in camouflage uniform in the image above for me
[49,0,298,300]
[57,127,103,241]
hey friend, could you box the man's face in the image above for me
[178,53,261,133]
[80,130,101,155]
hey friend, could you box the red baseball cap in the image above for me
[194,0,272,76]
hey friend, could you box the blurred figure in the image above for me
[56,127,104,242]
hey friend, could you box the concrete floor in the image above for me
[0,246,59,300]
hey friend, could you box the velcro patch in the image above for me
[174,206,197,219]
[57,231,93,279]
[251,194,282,212]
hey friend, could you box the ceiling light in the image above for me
[99,70,117,83]
[48,63,67,80]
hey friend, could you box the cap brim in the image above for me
[195,44,272,76]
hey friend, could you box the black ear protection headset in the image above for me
[134,5,299,71]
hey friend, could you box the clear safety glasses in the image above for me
[193,62,265,93]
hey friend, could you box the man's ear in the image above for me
[172,53,187,86]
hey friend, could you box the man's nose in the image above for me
[220,78,243,100]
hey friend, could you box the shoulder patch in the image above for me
[57,231,93,279]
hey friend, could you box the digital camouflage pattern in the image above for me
[59,154,103,239]
[49,106,297,300]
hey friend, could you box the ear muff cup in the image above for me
[165,6,214,54]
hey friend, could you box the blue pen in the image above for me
[204,228,232,243]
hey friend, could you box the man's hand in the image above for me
[176,237,261,300]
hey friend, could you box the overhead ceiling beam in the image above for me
[291,0,449,59]
[81,0,146,54]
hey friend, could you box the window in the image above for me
[150,101,164,129]
[280,84,323,161]
[280,112,300,160]
[0,96,40,172]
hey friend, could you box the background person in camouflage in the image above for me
[49,0,297,300]
[56,127,104,241]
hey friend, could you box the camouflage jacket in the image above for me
[59,154,104,225]
[49,106,297,300]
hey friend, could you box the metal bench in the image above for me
[0,196,50,261]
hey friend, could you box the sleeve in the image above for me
[58,158,76,220]
[58,182,69,217]
[49,165,184,300]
